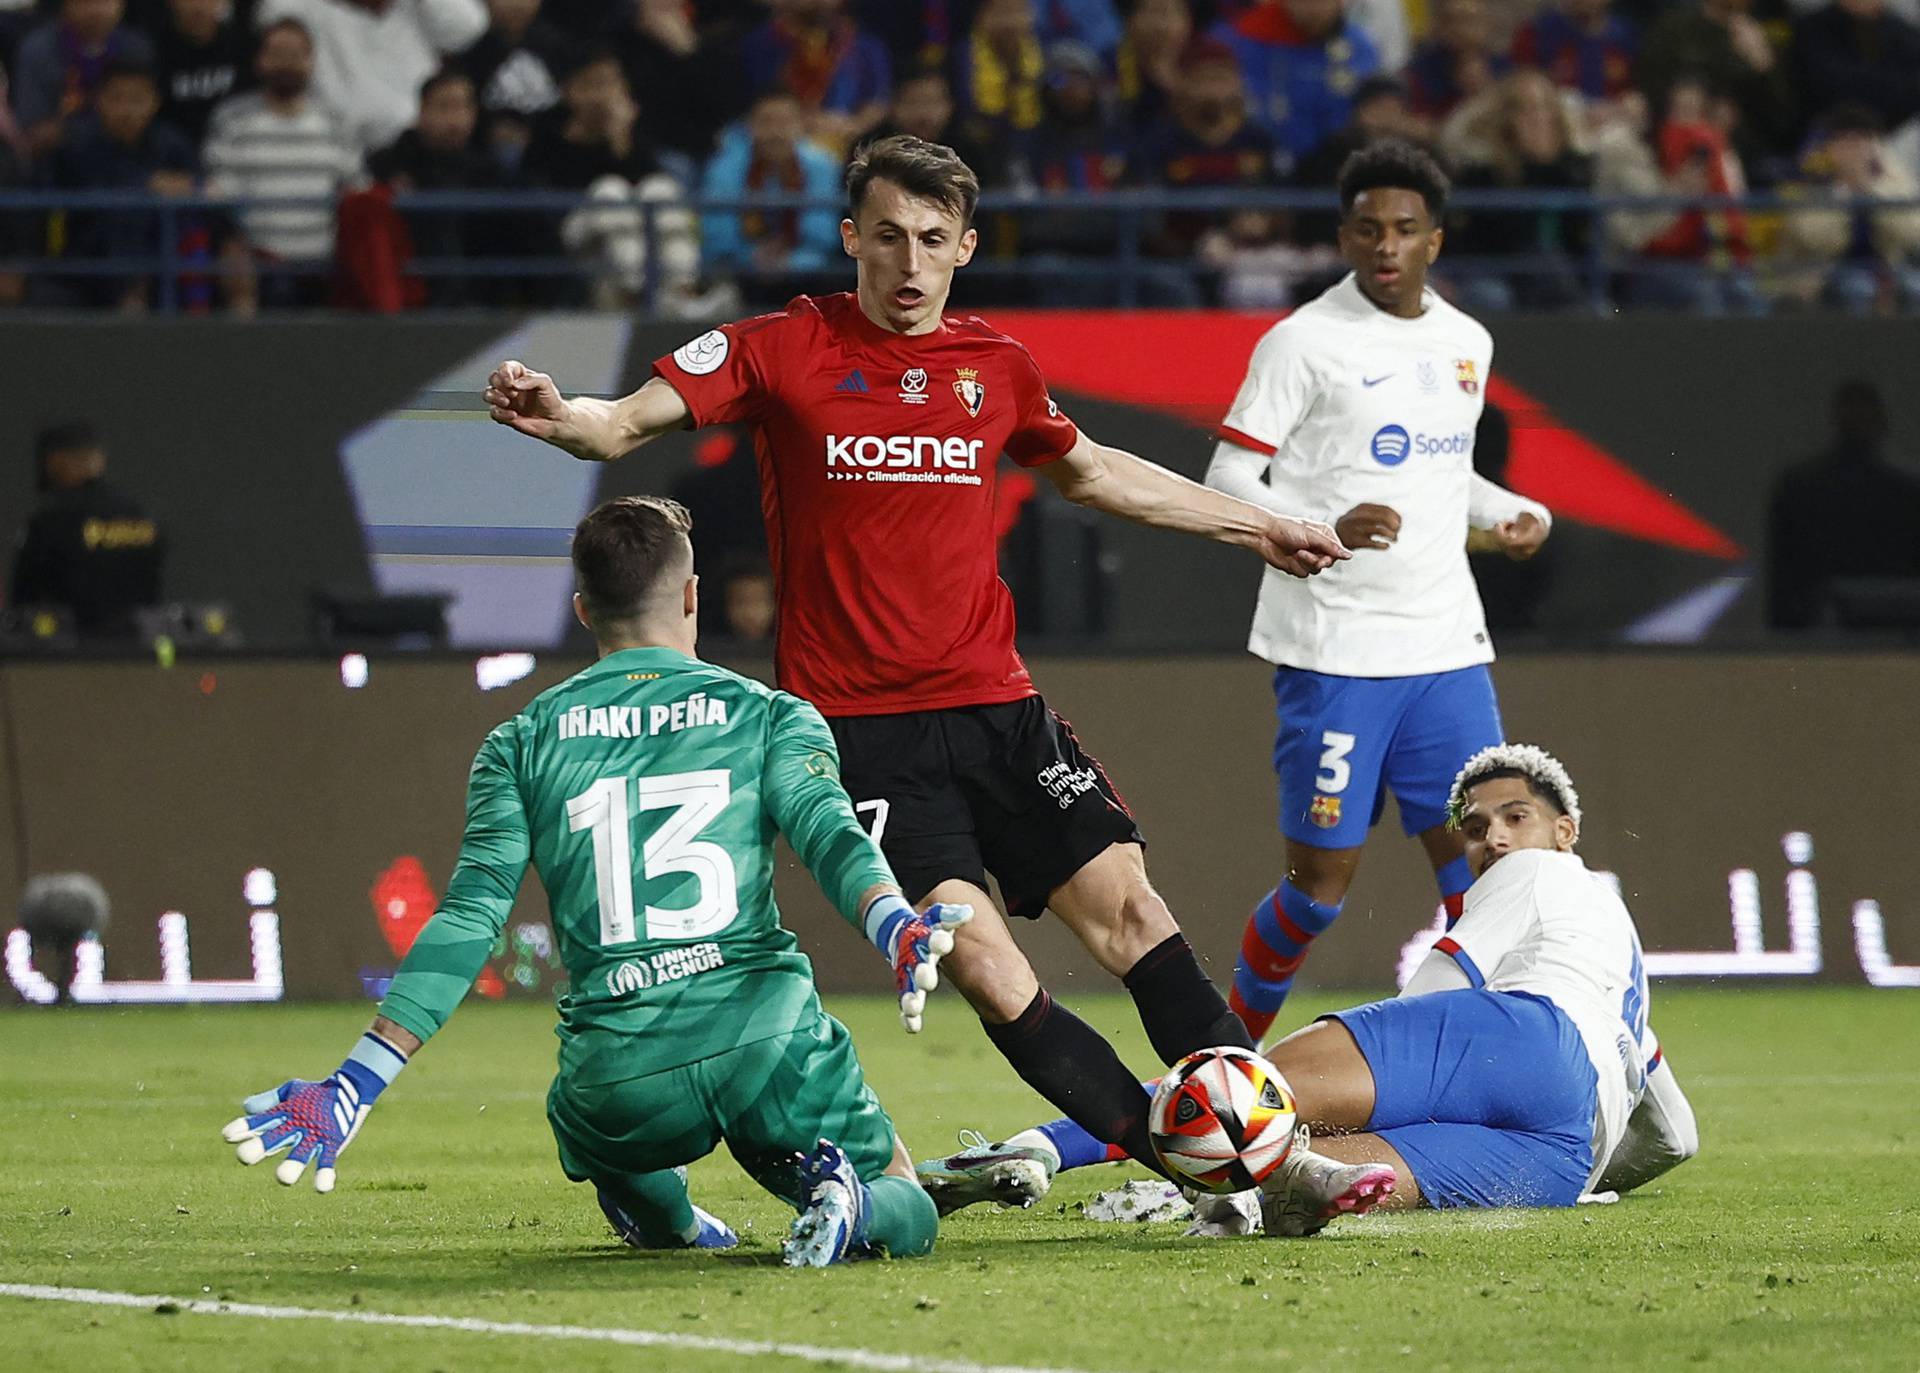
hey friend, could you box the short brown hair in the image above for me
[571,496,693,625]
[846,134,980,226]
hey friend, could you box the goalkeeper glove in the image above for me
[219,1031,408,1192]
[864,893,972,1033]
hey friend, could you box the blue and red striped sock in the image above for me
[1436,855,1473,927]
[1227,881,1344,1042]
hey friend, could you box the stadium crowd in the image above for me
[1,0,1917,312]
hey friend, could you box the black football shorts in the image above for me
[827,695,1144,920]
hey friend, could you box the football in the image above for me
[1147,1046,1299,1194]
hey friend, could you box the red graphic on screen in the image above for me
[370,856,506,999]
[981,311,1743,561]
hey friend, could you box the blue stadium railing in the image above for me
[1,186,1916,315]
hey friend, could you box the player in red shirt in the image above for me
[484,135,1348,1180]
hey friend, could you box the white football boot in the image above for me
[1258,1125,1397,1237]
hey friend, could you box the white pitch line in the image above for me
[0,1283,1095,1373]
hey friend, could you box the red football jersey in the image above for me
[652,293,1080,717]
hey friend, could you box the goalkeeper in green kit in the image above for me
[218,497,969,1267]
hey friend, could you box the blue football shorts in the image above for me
[1327,989,1598,1208]
[1272,664,1503,848]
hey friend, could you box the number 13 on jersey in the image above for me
[566,769,740,945]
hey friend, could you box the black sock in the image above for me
[1123,933,1257,1064]
[982,989,1162,1174]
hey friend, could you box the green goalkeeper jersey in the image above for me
[377,646,895,1086]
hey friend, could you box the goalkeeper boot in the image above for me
[783,1139,871,1268]
[598,1171,739,1250]
[915,1129,1057,1216]
[1258,1124,1396,1238]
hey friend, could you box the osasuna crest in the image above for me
[953,367,986,417]
[1455,359,1480,395]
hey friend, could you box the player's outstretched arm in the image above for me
[1043,431,1350,578]
[762,694,970,1031]
[219,1018,421,1192]
[1464,474,1552,561]
[484,363,691,462]
[220,730,530,1191]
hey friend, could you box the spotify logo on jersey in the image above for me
[1370,424,1411,466]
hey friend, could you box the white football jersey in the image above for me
[1207,274,1546,678]
[1402,848,1651,1187]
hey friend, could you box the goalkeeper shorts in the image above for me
[546,1007,897,1204]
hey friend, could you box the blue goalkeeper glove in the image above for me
[219,1032,408,1192]
[864,894,972,1033]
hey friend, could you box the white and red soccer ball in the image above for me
[1148,1046,1299,1194]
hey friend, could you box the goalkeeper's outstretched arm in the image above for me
[218,728,531,1191]
[761,692,971,1032]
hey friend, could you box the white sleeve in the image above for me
[1430,854,1544,988]
[1594,1049,1699,1194]
[1217,325,1315,457]
[1400,947,1475,997]
[1467,473,1552,532]
[1204,440,1295,516]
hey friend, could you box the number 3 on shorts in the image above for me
[1315,731,1356,793]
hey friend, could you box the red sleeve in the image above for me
[650,312,787,427]
[1002,343,1080,468]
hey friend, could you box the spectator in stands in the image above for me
[1008,42,1131,220]
[1293,74,1426,185]
[1768,378,1920,629]
[1791,0,1920,145]
[150,0,247,144]
[1212,0,1382,172]
[11,0,157,158]
[0,64,25,306]
[458,0,563,174]
[41,58,197,310]
[954,0,1046,148]
[1405,0,1509,119]
[370,67,499,305]
[203,19,362,311]
[719,556,777,642]
[1448,68,1595,310]
[1511,0,1639,102]
[1639,0,1796,161]
[741,0,891,154]
[1030,0,1123,58]
[253,0,487,154]
[1133,36,1279,255]
[9,421,165,635]
[1595,75,1766,312]
[1776,103,1920,313]
[699,90,841,286]
[1115,0,1191,132]
[525,49,699,311]
[608,0,735,161]
[857,65,1007,188]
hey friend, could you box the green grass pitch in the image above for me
[3,987,1916,1371]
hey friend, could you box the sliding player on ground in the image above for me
[1205,140,1552,1042]
[933,744,1699,1234]
[484,135,1350,1180]
[219,498,968,1267]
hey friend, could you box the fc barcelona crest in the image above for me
[1454,359,1480,395]
[953,367,986,417]
[1308,795,1342,829]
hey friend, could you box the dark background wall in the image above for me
[5,653,1915,1001]
[6,315,1918,647]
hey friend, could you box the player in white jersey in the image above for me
[923,743,1699,1233]
[1204,141,1553,1042]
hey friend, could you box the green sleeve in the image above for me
[761,692,896,933]
[378,724,531,1044]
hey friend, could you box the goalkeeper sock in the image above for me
[1123,933,1255,1064]
[982,988,1161,1175]
[1229,882,1343,1042]
[864,1175,938,1258]
[1436,855,1473,926]
[599,1168,699,1247]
